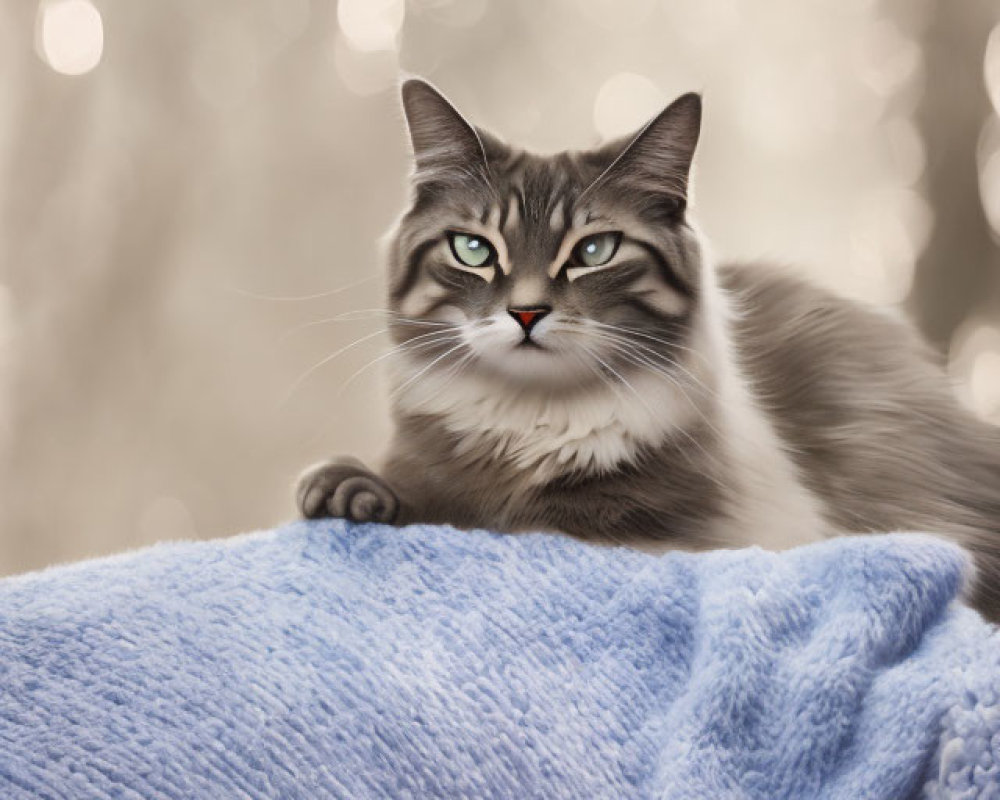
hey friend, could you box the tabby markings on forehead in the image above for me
[548,199,564,231]
[504,194,520,231]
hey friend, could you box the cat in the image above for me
[297,78,1000,620]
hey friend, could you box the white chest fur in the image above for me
[391,363,702,482]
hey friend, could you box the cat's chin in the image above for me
[473,346,606,390]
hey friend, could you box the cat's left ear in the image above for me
[592,92,702,214]
[400,78,489,184]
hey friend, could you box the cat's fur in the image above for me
[298,79,1000,620]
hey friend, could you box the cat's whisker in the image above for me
[592,351,698,456]
[569,343,617,396]
[575,338,724,477]
[588,346,721,479]
[276,310,448,347]
[389,340,472,401]
[596,336,773,486]
[295,327,454,452]
[274,310,394,347]
[585,330,701,391]
[592,334,727,446]
[583,326,719,403]
[588,319,714,371]
[563,346,662,485]
[390,325,497,401]
[578,328,683,378]
[337,329,461,396]
[227,274,378,303]
[280,327,391,407]
[585,322,708,373]
[426,350,478,405]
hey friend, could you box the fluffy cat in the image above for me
[298,79,1000,620]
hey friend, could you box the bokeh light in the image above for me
[980,143,1000,239]
[337,0,405,53]
[950,319,1000,423]
[971,350,1000,422]
[35,0,104,77]
[849,187,933,305]
[985,23,1000,117]
[592,73,665,140]
[332,33,399,96]
[855,18,921,98]
[884,116,926,186]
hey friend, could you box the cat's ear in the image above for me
[593,92,702,212]
[400,78,488,182]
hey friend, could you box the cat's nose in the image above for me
[508,305,551,334]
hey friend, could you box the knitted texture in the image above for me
[0,520,997,798]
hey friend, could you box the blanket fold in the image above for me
[0,521,997,799]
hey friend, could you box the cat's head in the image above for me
[386,78,708,399]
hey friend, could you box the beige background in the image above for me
[2,0,1000,574]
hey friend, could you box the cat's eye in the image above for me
[574,232,621,268]
[448,232,496,268]
[562,231,624,282]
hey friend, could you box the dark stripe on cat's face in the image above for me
[389,236,440,304]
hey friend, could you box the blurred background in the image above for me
[1,0,1000,574]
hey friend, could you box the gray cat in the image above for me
[298,79,1000,620]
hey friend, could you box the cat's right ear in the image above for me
[584,92,702,215]
[400,78,488,182]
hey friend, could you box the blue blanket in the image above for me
[0,520,997,798]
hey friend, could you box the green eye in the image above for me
[448,232,495,268]
[574,232,622,267]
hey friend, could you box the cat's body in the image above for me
[298,80,1000,619]
[379,261,830,554]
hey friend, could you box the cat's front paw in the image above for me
[296,457,400,523]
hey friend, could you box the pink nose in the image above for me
[508,306,550,333]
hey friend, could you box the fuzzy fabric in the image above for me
[0,520,998,799]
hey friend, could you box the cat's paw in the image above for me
[296,457,400,523]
